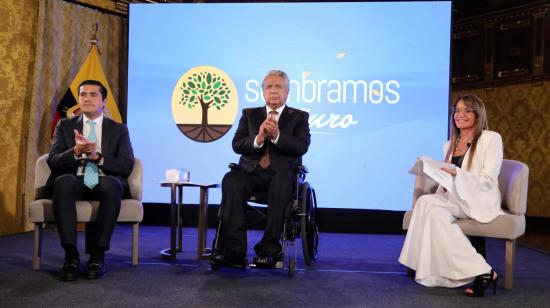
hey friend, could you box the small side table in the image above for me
[160,182,220,260]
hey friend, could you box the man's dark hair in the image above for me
[79,80,108,100]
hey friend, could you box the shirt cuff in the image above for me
[254,135,263,149]
[271,133,280,144]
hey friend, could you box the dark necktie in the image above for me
[258,110,278,169]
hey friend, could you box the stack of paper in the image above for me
[409,156,455,191]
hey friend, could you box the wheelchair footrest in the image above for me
[249,256,284,269]
[210,252,248,269]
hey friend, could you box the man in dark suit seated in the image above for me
[212,70,311,268]
[47,80,134,281]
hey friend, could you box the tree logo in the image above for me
[171,66,238,142]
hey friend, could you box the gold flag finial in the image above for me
[90,22,102,54]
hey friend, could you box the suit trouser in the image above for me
[219,167,294,258]
[52,174,124,253]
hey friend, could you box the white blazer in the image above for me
[442,130,504,223]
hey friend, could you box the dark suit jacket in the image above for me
[43,115,134,198]
[232,106,310,173]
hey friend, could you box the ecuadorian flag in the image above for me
[51,45,122,137]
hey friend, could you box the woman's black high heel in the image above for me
[465,269,498,297]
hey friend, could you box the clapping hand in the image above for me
[73,129,99,160]
[257,113,279,144]
[257,114,279,144]
[264,114,279,140]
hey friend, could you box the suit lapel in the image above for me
[260,107,267,120]
[254,107,267,129]
[75,115,84,134]
[278,106,294,130]
[101,117,111,155]
[65,116,84,149]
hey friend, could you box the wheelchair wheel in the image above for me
[210,259,220,270]
[288,257,295,278]
[300,182,319,265]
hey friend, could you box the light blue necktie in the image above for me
[83,120,99,189]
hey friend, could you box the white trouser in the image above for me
[399,193,491,288]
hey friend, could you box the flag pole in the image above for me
[90,22,102,54]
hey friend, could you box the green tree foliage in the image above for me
[179,72,231,110]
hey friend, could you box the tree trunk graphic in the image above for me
[200,95,211,127]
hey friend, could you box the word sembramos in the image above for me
[244,73,400,105]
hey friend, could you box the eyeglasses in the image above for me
[453,108,475,115]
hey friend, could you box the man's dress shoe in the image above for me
[58,258,80,281]
[210,252,247,269]
[86,259,105,279]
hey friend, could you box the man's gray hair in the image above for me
[263,69,290,90]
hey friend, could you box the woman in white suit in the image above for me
[399,94,502,297]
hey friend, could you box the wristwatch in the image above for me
[90,152,103,164]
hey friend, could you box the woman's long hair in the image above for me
[445,94,489,170]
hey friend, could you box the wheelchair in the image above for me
[210,164,319,278]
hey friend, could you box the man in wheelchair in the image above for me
[210,70,311,269]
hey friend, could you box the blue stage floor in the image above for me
[1,225,549,307]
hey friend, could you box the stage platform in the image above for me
[1,225,549,307]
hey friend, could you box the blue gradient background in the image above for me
[128,2,451,210]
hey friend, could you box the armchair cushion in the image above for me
[29,199,143,223]
[30,154,144,224]
[402,210,525,240]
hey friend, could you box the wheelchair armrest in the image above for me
[296,165,309,182]
[296,165,309,174]
[229,163,309,177]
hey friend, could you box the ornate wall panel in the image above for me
[452,2,549,89]
[494,17,533,80]
[452,27,485,84]
[452,82,550,218]
[0,0,38,236]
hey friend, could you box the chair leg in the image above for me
[132,223,139,266]
[504,239,516,290]
[33,223,43,271]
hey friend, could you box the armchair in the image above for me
[402,159,529,290]
[29,154,144,270]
